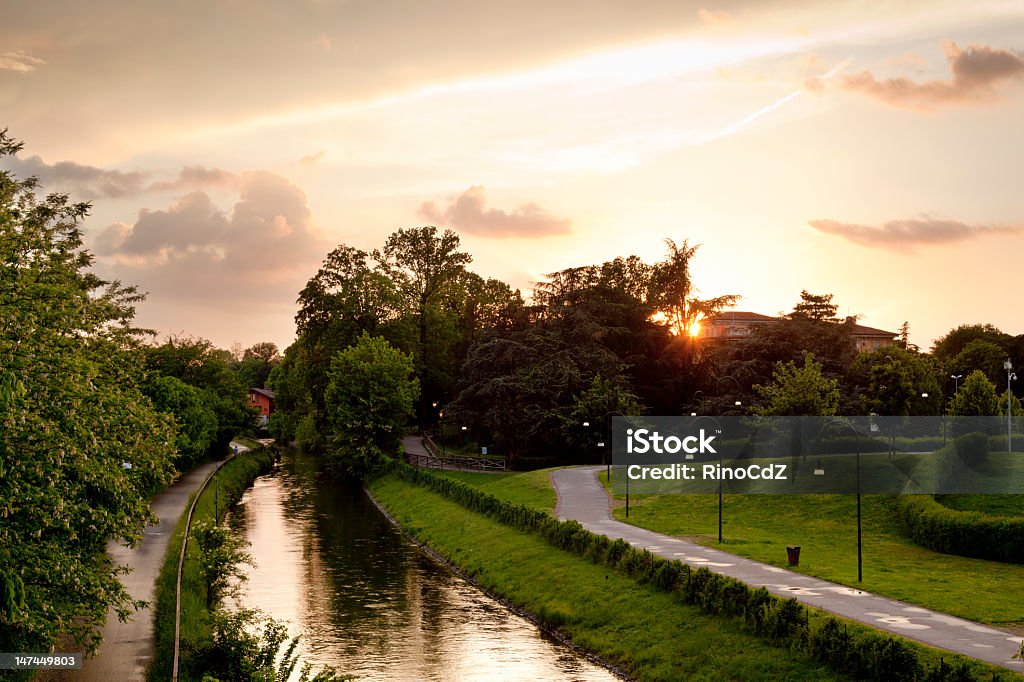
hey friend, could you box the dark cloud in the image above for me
[3,155,148,198]
[417,185,571,238]
[96,172,329,308]
[839,42,1024,109]
[0,155,238,199]
[808,217,1021,249]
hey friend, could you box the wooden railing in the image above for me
[407,435,506,471]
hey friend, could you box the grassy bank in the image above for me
[600,477,1024,629]
[148,447,276,681]
[434,468,1024,627]
[370,473,848,681]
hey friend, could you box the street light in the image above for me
[582,420,591,464]
[689,415,724,543]
[951,374,963,395]
[1006,360,1017,453]
[816,419,864,582]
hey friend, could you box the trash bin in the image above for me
[786,545,801,566]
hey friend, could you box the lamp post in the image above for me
[951,374,963,395]
[715,375,741,415]
[438,410,446,457]
[816,420,863,582]
[582,420,591,464]
[603,410,626,485]
[1006,360,1017,453]
[689,415,724,543]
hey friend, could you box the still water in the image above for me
[226,449,618,681]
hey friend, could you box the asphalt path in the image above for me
[551,466,1024,672]
[38,460,222,681]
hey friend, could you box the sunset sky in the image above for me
[3,0,1023,351]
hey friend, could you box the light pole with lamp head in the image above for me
[1006,360,1017,452]
[815,419,864,582]
[582,421,591,464]
[689,415,725,543]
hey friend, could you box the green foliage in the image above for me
[754,352,840,416]
[895,493,1024,563]
[947,370,1000,416]
[787,290,841,323]
[200,608,350,682]
[191,520,254,608]
[144,374,218,468]
[851,346,944,416]
[144,335,252,456]
[148,448,276,681]
[325,333,419,477]
[0,130,177,653]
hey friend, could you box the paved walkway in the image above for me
[551,466,1024,671]
[39,460,222,682]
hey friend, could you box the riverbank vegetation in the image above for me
[148,445,348,682]
[1,131,180,658]
[148,448,275,680]
[371,467,1016,681]
[442,468,1024,630]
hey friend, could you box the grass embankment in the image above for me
[148,447,276,682]
[370,474,844,681]
[436,468,558,511]
[600,474,1024,629]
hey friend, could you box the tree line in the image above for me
[270,228,1024,474]
[0,131,280,659]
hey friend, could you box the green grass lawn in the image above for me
[441,467,1024,630]
[435,468,559,512]
[599,470,1024,629]
[370,475,849,682]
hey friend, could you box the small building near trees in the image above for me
[248,387,275,425]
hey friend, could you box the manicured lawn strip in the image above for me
[414,465,1020,680]
[435,468,558,512]
[598,471,1024,628]
[147,448,275,682]
[369,475,846,682]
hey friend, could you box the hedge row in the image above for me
[895,494,1024,564]
[391,463,998,681]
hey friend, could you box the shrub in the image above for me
[895,495,1024,563]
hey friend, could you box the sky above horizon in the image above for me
[3,0,1023,352]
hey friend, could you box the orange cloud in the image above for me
[418,186,571,238]
[839,42,1024,110]
[809,217,1021,249]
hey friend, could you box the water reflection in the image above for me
[227,449,617,681]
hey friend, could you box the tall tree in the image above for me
[325,333,419,477]
[787,290,842,323]
[0,130,177,653]
[947,370,1000,416]
[647,238,738,336]
[374,226,472,417]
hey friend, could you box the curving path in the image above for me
[551,466,1024,672]
[38,458,228,681]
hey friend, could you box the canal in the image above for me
[226,448,618,681]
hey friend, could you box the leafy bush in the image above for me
[895,495,1024,563]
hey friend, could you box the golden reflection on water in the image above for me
[227,451,618,681]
